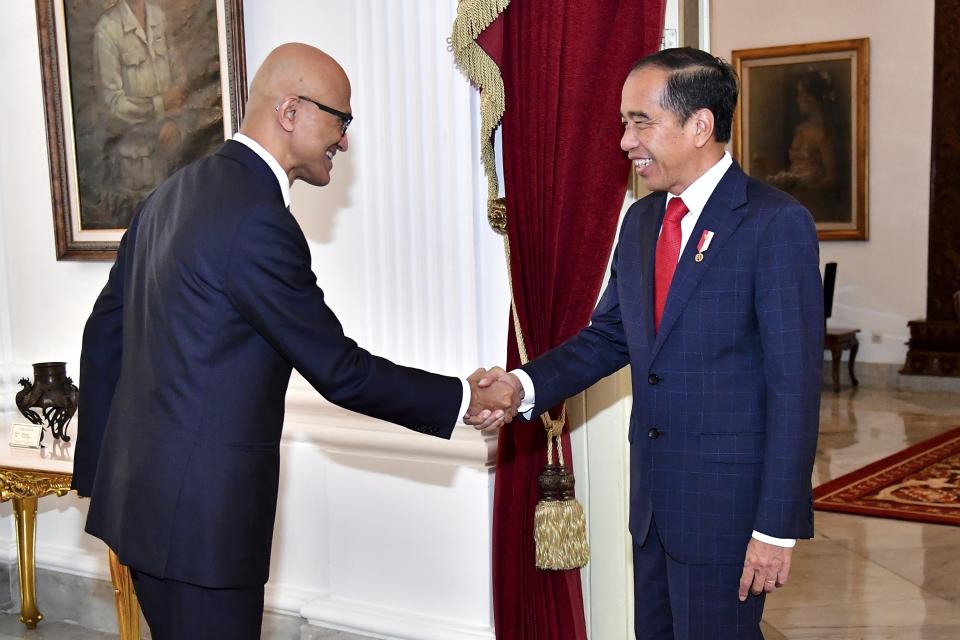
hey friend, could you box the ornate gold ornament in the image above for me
[0,470,71,502]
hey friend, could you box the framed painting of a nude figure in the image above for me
[36,0,247,260]
[733,39,869,241]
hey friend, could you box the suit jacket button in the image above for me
[648,373,660,385]
[647,427,661,439]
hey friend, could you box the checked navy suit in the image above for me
[73,140,462,635]
[521,160,823,638]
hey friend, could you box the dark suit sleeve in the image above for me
[224,205,462,437]
[72,215,140,496]
[753,204,824,538]
[520,233,631,414]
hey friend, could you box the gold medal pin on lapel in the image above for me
[695,230,715,263]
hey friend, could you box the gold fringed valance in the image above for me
[450,0,509,221]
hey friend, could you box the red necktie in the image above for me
[653,196,688,332]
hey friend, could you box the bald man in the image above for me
[74,43,517,639]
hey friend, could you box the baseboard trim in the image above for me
[821,360,960,393]
[0,544,492,640]
[301,595,494,640]
[0,539,110,582]
[264,581,327,617]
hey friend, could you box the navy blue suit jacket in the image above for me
[73,141,462,587]
[522,162,823,565]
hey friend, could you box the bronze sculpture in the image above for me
[15,363,79,443]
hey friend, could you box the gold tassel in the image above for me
[535,462,590,570]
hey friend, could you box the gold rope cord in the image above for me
[509,269,567,465]
[450,0,509,209]
[493,204,567,449]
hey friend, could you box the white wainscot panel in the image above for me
[266,387,496,639]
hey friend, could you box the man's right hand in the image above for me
[464,367,522,432]
[477,367,522,395]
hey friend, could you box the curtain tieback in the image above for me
[492,198,590,571]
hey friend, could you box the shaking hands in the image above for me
[464,367,524,432]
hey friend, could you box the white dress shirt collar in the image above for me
[666,151,733,217]
[232,133,291,208]
[662,151,733,259]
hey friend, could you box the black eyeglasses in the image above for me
[297,95,353,136]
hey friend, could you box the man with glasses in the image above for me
[297,95,353,137]
[73,43,518,639]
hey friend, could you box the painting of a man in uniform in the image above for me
[64,0,224,229]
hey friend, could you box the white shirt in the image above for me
[513,151,794,547]
[667,151,733,259]
[233,133,471,426]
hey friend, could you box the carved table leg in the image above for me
[848,337,860,388]
[12,496,42,628]
[108,549,141,640]
[830,345,842,393]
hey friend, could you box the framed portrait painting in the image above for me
[732,39,869,241]
[36,0,247,260]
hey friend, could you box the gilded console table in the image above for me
[0,422,140,638]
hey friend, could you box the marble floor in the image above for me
[760,387,960,640]
[0,386,957,639]
[0,611,369,639]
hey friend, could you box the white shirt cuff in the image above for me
[752,530,796,547]
[457,378,471,427]
[511,369,536,419]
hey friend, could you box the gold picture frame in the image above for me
[36,0,247,260]
[732,39,869,241]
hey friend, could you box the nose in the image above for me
[621,127,637,153]
[338,132,349,152]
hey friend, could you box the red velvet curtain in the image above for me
[477,2,666,638]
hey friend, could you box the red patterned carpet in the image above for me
[813,425,960,526]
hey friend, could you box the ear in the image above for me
[275,96,299,133]
[690,108,715,148]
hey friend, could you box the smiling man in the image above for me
[74,43,518,639]
[476,47,823,638]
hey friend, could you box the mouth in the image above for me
[325,149,337,161]
[633,157,653,174]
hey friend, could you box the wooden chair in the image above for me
[823,262,860,393]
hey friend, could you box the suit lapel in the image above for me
[650,163,749,360]
[638,193,667,348]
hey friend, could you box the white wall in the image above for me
[0,1,510,637]
[712,0,935,364]
[0,177,14,422]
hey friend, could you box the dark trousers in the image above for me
[131,568,265,640]
[632,518,766,640]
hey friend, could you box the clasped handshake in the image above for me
[463,367,524,432]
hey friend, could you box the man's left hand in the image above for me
[738,537,793,601]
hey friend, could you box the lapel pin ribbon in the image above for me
[694,230,715,263]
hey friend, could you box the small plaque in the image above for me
[10,422,43,449]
